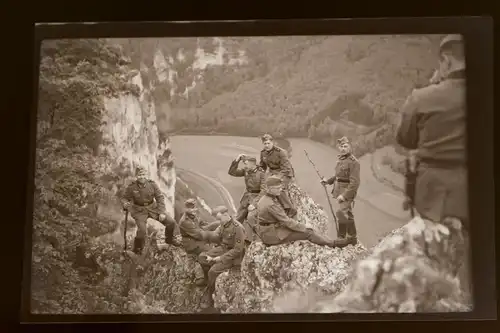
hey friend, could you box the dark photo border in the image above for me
[21,17,494,323]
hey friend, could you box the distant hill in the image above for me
[114,35,445,157]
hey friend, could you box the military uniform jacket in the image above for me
[396,70,467,166]
[259,146,294,180]
[206,218,246,265]
[179,212,209,253]
[256,194,308,244]
[228,160,266,207]
[325,154,360,201]
[123,179,166,214]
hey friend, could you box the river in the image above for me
[170,135,408,248]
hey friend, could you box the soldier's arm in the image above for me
[179,218,207,241]
[219,225,246,264]
[151,181,167,214]
[228,159,245,177]
[122,183,134,205]
[269,203,307,233]
[278,149,294,180]
[396,93,420,150]
[204,225,223,243]
[203,220,221,231]
[325,176,336,185]
[342,160,360,200]
[258,151,267,171]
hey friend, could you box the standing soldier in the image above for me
[395,34,469,290]
[178,198,219,286]
[198,206,246,308]
[321,136,361,247]
[259,133,297,218]
[228,153,265,243]
[122,166,178,255]
[256,175,339,247]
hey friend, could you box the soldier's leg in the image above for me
[131,211,148,254]
[283,230,334,247]
[334,201,357,247]
[278,187,297,218]
[150,211,178,244]
[203,261,233,307]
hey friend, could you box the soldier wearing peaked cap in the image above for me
[396,34,470,294]
[256,175,340,247]
[122,166,179,254]
[228,153,266,244]
[259,133,297,218]
[198,205,246,308]
[321,136,361,247]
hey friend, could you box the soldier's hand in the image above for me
[320,178,328,185]
[123,201,132,210]
[337,195,345,203]
[159,213,166,222]
[236,154,244,161]
[248,204,256,211]
[213,256,221,263]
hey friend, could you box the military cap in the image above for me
[266,175,283,187]
[136,166,147,176]
[211,205,229,216]
[243,155,257,163]
[185,198,197,208]
[337,136,350,145]
[439,34,463,51]
[261,133,273,142]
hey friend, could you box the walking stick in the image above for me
[123,209,129,251]
[303,150,339,235]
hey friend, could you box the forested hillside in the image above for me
[113,35,443,157]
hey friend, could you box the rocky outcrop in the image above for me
[270,216,472,313]
[213,182,367,313]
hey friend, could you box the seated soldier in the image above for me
[122,166,179,255]
[178,198,219,286]
[198,206,246,308]
[227,153,265,244]
[256,175,340,248]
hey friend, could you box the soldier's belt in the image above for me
[336,178,349,183]
[134,201,154,207]
[247,189,260,193]
[259,222,274,226]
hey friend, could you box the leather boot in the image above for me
[132,237,144,255]
[337,223,347,239]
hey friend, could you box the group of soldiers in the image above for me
[120,34,469,308]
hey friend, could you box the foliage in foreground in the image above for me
[31,39,141,314]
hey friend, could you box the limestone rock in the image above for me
[303,216,472,313]
[213,182,367,313]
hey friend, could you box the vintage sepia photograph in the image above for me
[29,30,475,316]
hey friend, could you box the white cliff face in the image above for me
[98,72,176,220]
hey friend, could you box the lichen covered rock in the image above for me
[288,216,472,313]
[213,183,367,313]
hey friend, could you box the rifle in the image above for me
[303,150,339,235]
[123,209,129,251]
[403,153,418,218]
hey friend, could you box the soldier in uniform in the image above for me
[256,175,339,247]
[178,198,220,286]
[227,153,265,244]
[395,34,469,290]
[122,166,178,255]
[259,133,297,218]
[321,136,361,247]
[198,205,246,308]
